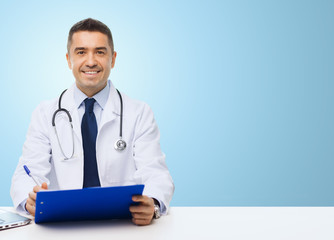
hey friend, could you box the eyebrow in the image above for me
[74,47,86,52]
[96,47,108,51]
[74,47,108,52]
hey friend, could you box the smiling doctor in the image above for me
[10,18,174,226]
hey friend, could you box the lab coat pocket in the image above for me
[55,156,83,189]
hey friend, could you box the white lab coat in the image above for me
[10,82,174,214]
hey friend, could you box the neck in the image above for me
[76,82,107,98]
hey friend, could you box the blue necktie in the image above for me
[82,98,101,188]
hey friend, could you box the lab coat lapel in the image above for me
[60,84,82,145]
[99,82,120,131]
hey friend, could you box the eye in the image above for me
[97,51,105,55]
[77,51,85,55]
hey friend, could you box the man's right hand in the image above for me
[25,182,48,216]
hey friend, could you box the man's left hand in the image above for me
[129,195,155,226]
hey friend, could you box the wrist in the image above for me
[152,198,161,219]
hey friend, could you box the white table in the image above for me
[1,207,333,240]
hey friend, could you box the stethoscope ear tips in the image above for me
[114,139,126,151]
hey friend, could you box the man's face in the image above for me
[66,31,116,97]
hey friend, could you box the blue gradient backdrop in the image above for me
[0,1,333,206]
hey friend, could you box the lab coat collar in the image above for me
[99,82,121,131]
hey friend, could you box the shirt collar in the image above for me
[74,80,110,110]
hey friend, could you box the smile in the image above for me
[82,71,100,75]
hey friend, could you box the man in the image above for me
[10,18,174,226]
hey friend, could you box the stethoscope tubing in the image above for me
[52,88,126,160]
[116,89,123,138]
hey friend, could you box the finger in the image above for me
[132,195,145,202]
[25,201,36,216]
[41,182,48,190]
[33,182,48,193]
[27,196,35,205]
[132,195,153,206]
[129,205,142,213]
[132,217,152,226]
[26,198,35,210]
[33,185,42,193]
[28,191,37,201]
[27,195,36,207]
[131,212,153,219]
[129,205,151,213]
[132,195,150,203]
[28,206,35,216]
[130,205,154,217]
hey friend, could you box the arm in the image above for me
[10,103,52,214]
[129,103,174,225]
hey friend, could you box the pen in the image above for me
[23,165,40,186]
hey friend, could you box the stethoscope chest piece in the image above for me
[114,139,126,151]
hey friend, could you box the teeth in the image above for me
[85,71,98,74]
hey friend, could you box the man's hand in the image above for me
[25,182,48,216]
[129,195,155,226]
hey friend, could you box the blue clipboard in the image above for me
[35,184,144,224]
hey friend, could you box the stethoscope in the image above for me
[52,89,127,160]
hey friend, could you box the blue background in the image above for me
[0,0,333,206]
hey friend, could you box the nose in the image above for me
[85,52,97,68]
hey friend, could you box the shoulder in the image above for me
[26,98,59,133]
[31,98,58,122]
[119,91,154,117]
[34,98,58,113]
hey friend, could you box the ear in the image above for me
[111,51,117,69]
[66,53,72,69]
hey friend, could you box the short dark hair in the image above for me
[67,18,114,54]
